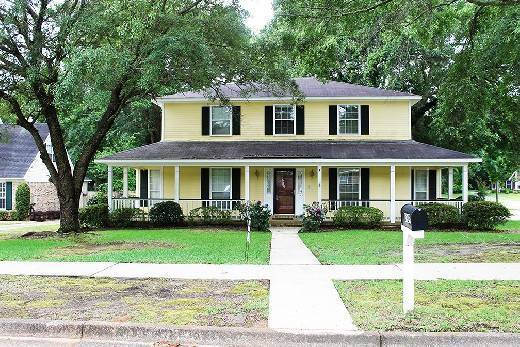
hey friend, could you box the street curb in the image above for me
[0,319,518,346]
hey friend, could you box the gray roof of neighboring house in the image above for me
[99,140,478,162]
[0,123,49,178]
[158,77,420,100]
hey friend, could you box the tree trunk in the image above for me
[495,181,499,203]
[56,178,82,234]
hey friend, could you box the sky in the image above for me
[240,0,274,33]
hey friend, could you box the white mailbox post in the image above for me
[400,204,428,314]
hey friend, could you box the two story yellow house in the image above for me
[98,77,480,222]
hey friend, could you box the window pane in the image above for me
[212,168,231,199]
[338,105,359,134]
[415,170,428,200]
[338,169,360,200]
[149,170,161,199]
[274,105,295,134]
[0,182,5,209]
[211,106,231,135]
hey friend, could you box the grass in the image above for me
[0,276,269,327]
[335,280,520,332]
[0,228,271,264]
[300,230,520,264]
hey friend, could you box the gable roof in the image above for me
[157,77,421,102]
[0,123,49,178]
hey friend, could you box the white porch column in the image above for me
[122,167,128,198]
[317,165,322,203]
[448,168,454,200]
[390,164,396,223]
[245,165,250,201]
[174,165,180,202]
[436,168,442,199]
[107,166,113,211]
[462,164,469,203]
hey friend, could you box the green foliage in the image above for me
[301,202,327,232]
[109,208,144,227]
[332,206,384,229]
[238,201,271,231]
[149,201,184,227]
[0,211,12,221]
[87,191,107,206]
[462,201,511,230]
[14,183,31,221]
[79,204,109,229]
[416,203,461,228]
[188,206,233,225]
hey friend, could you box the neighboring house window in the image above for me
[338,168,360,200]
[46,143,56,162]
[0,182,5,209]
[274,105,295,135]
[414,169,428,200]
[149,170,161,200]
[210,168,232,200]
[210,106,232,136]
[337,105,360,135]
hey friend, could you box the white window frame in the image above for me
[148,168,163,201]
[210,106,232,136]
[273,104,296,136]
[209,168,233,200]
[337,168,362,201]
[0,181,6,210]
[414,169,429,201]
[337,104,361,135]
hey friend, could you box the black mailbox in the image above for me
[401,204,428,231]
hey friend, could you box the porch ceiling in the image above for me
[96,140,480,166]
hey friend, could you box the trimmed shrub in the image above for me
[79,204,109,228]
[188,206,233,225]
[30,210,60,222]
[415,203,461,228]
[87,191,108,206]
[301,202,327,232]
[462,201,511,230]
[333,206,384,228]
[110,207,144,227]
[239,201,271,231]
[149,201,184,227]
[0,211,12,221]
[14,183,31,221]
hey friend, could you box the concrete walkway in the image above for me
[268,227,356,332]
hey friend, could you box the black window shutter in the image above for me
[329,105,337,135]
[232,106,240,135]
[411,169,415,200]
[265,106,273,135]
[428,169,437,200]
[361,105,369,135]
[329,168,337,210]
[140,170,148,207]
[296,105,304,135]
[202,107,210,135]
[232,168,241,200]
[201,168,210,201]
[361,168,370,206]
[5,182,12,210]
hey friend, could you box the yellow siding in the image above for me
[249,167,264,202]
[163,167,174,199]
[179,167,200,199]
[163,100,411,141]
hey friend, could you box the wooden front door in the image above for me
[274,169,295,214]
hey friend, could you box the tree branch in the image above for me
[279,0,395,18]
[177,0,205,15]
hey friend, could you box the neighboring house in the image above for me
[98,77,481,222]
[0,123,91,213]
[491,171,520,192]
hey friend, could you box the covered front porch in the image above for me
[105,163,471,223]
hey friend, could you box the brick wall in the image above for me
[27,182,60,212]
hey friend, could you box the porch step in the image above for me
[270,215,302,227]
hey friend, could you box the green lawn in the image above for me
[300,229,520,264]
[335,280,520,332]
[0,229,271,264]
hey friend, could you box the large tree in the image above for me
[0,0,290,233]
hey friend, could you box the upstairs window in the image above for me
[0,182,5,209]
[338,168,360,200]
[211,168,231,199]
[210,106,232,136]
[274,105,295,135]
[414,169,428,200]
[338,105,360,135]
